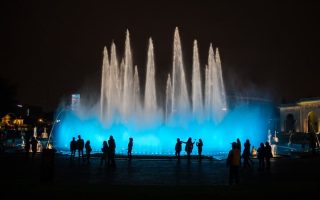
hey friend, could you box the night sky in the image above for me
[1,1,320,112]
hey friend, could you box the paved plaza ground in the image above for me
[0,151,319,199]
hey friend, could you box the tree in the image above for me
[0,78,17,116]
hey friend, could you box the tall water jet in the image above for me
[122,30,134,120]
[192,40,203,119]
[105,42,121,123]
[165,74,172,123]
[206,45,215,119]
[204,64,210,119]
[206,44,226,122]
[100,47,109,121]
[55,28,273,157]
[133,65,141,113]
[172,27,190,117]
[215,47,227,113]
[144,38,157,117]
[119,58,125,103]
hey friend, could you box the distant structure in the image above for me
[71,94,81,111]
[279,98,320,133]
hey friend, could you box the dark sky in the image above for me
[1,1,320,111]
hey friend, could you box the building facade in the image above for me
[279,98,320,133]
[71,94,81,111]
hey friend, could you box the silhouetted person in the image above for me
[236,138,241,166]
[128,137,133,159]
[183,137,195,161]
[236,138,241,152]
[85,140,92,164]
[25,136,30,159]
[31,136,38,158]
[175,138,182,160]
[77,135,84,161]
[242,139,252,170]
[227,142,240,185]
[265,141,273,170]
[70,137,77,160]
[100,141,108,166]
[108,135,116,167]
[257,142,265,171]
[0,140,4,154]
[196,139,203,161]
[309,132,317,155]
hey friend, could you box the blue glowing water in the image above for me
[54,103,269,156]
[54,29,271,156]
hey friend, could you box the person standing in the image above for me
[265,141,273,170]
[85,140,92,164]
[25,136,31,159]
[108,136,116,167]
[31,136,38,159]
[70,137,77,160]
[257,142,265,171]
[242,139,252,170]
[77,135,84,161]
[128,137,133,159]
[100,141,108,166]
[175,138,182,160]
[183,137,195,161]
[196,139,203,161]
[227,142,241,185]
[236,138,241,166]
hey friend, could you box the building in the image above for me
[279,98,320,133]
[71,94,81,111]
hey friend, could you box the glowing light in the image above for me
[47,143,53,149]
[52,29,271,156]
[54,104,270,155]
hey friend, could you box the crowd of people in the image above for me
[69,135,116,167]
[226,138,274,185]
[22,133,279,185]
[68,135,206,166]
[68,135,272,171]
[16,130,319,186]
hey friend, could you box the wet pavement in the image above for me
[0,152,319,199]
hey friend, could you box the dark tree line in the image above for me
[0,78,17,116]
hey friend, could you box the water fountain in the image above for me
[54,28,270,156]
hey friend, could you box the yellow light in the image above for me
[251,147,257,156]
[48,143,53,149]
[297,100,320,106]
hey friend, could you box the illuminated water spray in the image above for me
[55,28,269,155]
[192,40,203,119]
[172,28,190,116]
